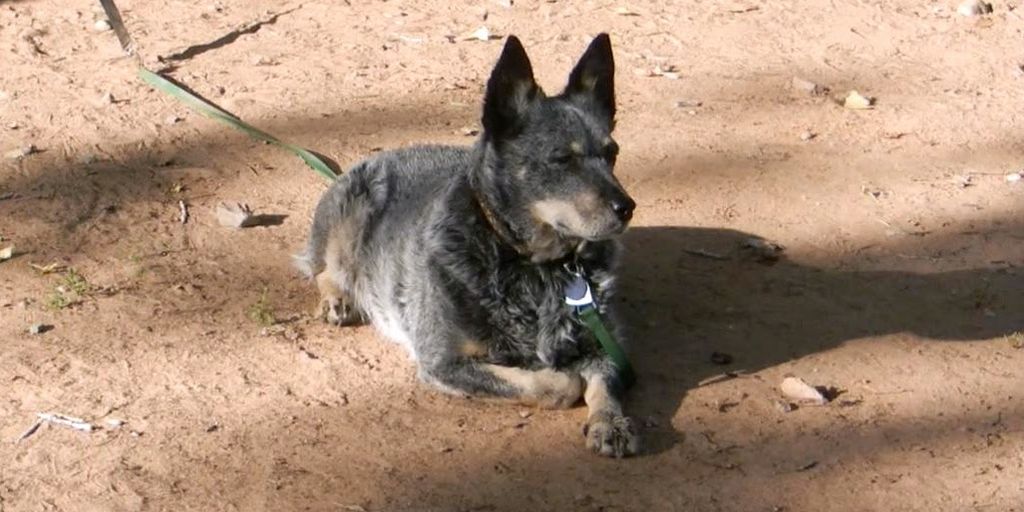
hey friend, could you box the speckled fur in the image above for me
[297,34,639,457]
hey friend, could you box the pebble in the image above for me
[1005,172,1022,183]
[957,0,993,16]
[93,19,112,32]
[164,115,181,125]
[800,131,816,141]
[792,76,827,96]
[28,323,51,335]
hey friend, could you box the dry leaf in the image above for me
[844,90,874,110]
[216,202,255,228]
[30,262,65,274]
[780,376,827,406]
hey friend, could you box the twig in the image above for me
[37,412,95,432]
[17,420,43,442]
[178,200,189,224]
[683,248,730,261]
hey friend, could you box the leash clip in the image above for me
[563,263,594,308]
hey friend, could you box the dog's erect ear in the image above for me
[563,33,615,126]
[482,36,542,141]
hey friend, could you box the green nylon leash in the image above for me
[137,69,337,182]
[578,306,637,388]
[102,0,635,385]
[98,0,336,182]
[564,270,637,388]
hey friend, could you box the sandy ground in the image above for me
[2,0,1024,510]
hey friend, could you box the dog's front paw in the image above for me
[584,415,639,458]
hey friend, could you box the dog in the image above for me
[296,34,639,457]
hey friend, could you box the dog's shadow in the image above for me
[617,226,1023,454]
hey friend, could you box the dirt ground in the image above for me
[2,0,1023,510]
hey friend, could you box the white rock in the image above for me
[93,19,112,32]
[957,0,993,16]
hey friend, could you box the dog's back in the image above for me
[296,144,473,348]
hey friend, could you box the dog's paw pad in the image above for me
[585,415,639,458]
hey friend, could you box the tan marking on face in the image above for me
[459,340,489,358]
[484,364,583,409]
[530,192,602,234]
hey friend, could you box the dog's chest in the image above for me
[478,264,597,366]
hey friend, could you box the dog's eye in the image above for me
[549,152,573,165]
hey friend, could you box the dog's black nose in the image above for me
[611,197,636,222]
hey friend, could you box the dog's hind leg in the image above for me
[420,358,583,409]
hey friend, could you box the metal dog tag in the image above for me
[564,274,594,307]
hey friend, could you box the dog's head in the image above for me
[477,34,635,244]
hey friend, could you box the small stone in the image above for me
[99,92,116,105]
[792,76,827,96]
[1005,172,1022,183]
[843,90,874,110]
[466,26,492,41]
[93,19,112,32]
[518,410,532,419]
[7,122,19,130]
[28,323,51,335]
[5,144,36,159]
[164,115,181,125]
[957,0,993,16]
[459,127,479,136]
[800,131,816,141]
[780,376,828,406]
[105,418,125,428]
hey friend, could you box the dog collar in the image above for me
[472,191,532,256]
[564,263,636,388]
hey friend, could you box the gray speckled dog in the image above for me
[296,34,638,457]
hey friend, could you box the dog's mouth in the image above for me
[552,219,629,241]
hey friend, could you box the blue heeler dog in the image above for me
[296,34,639,457]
